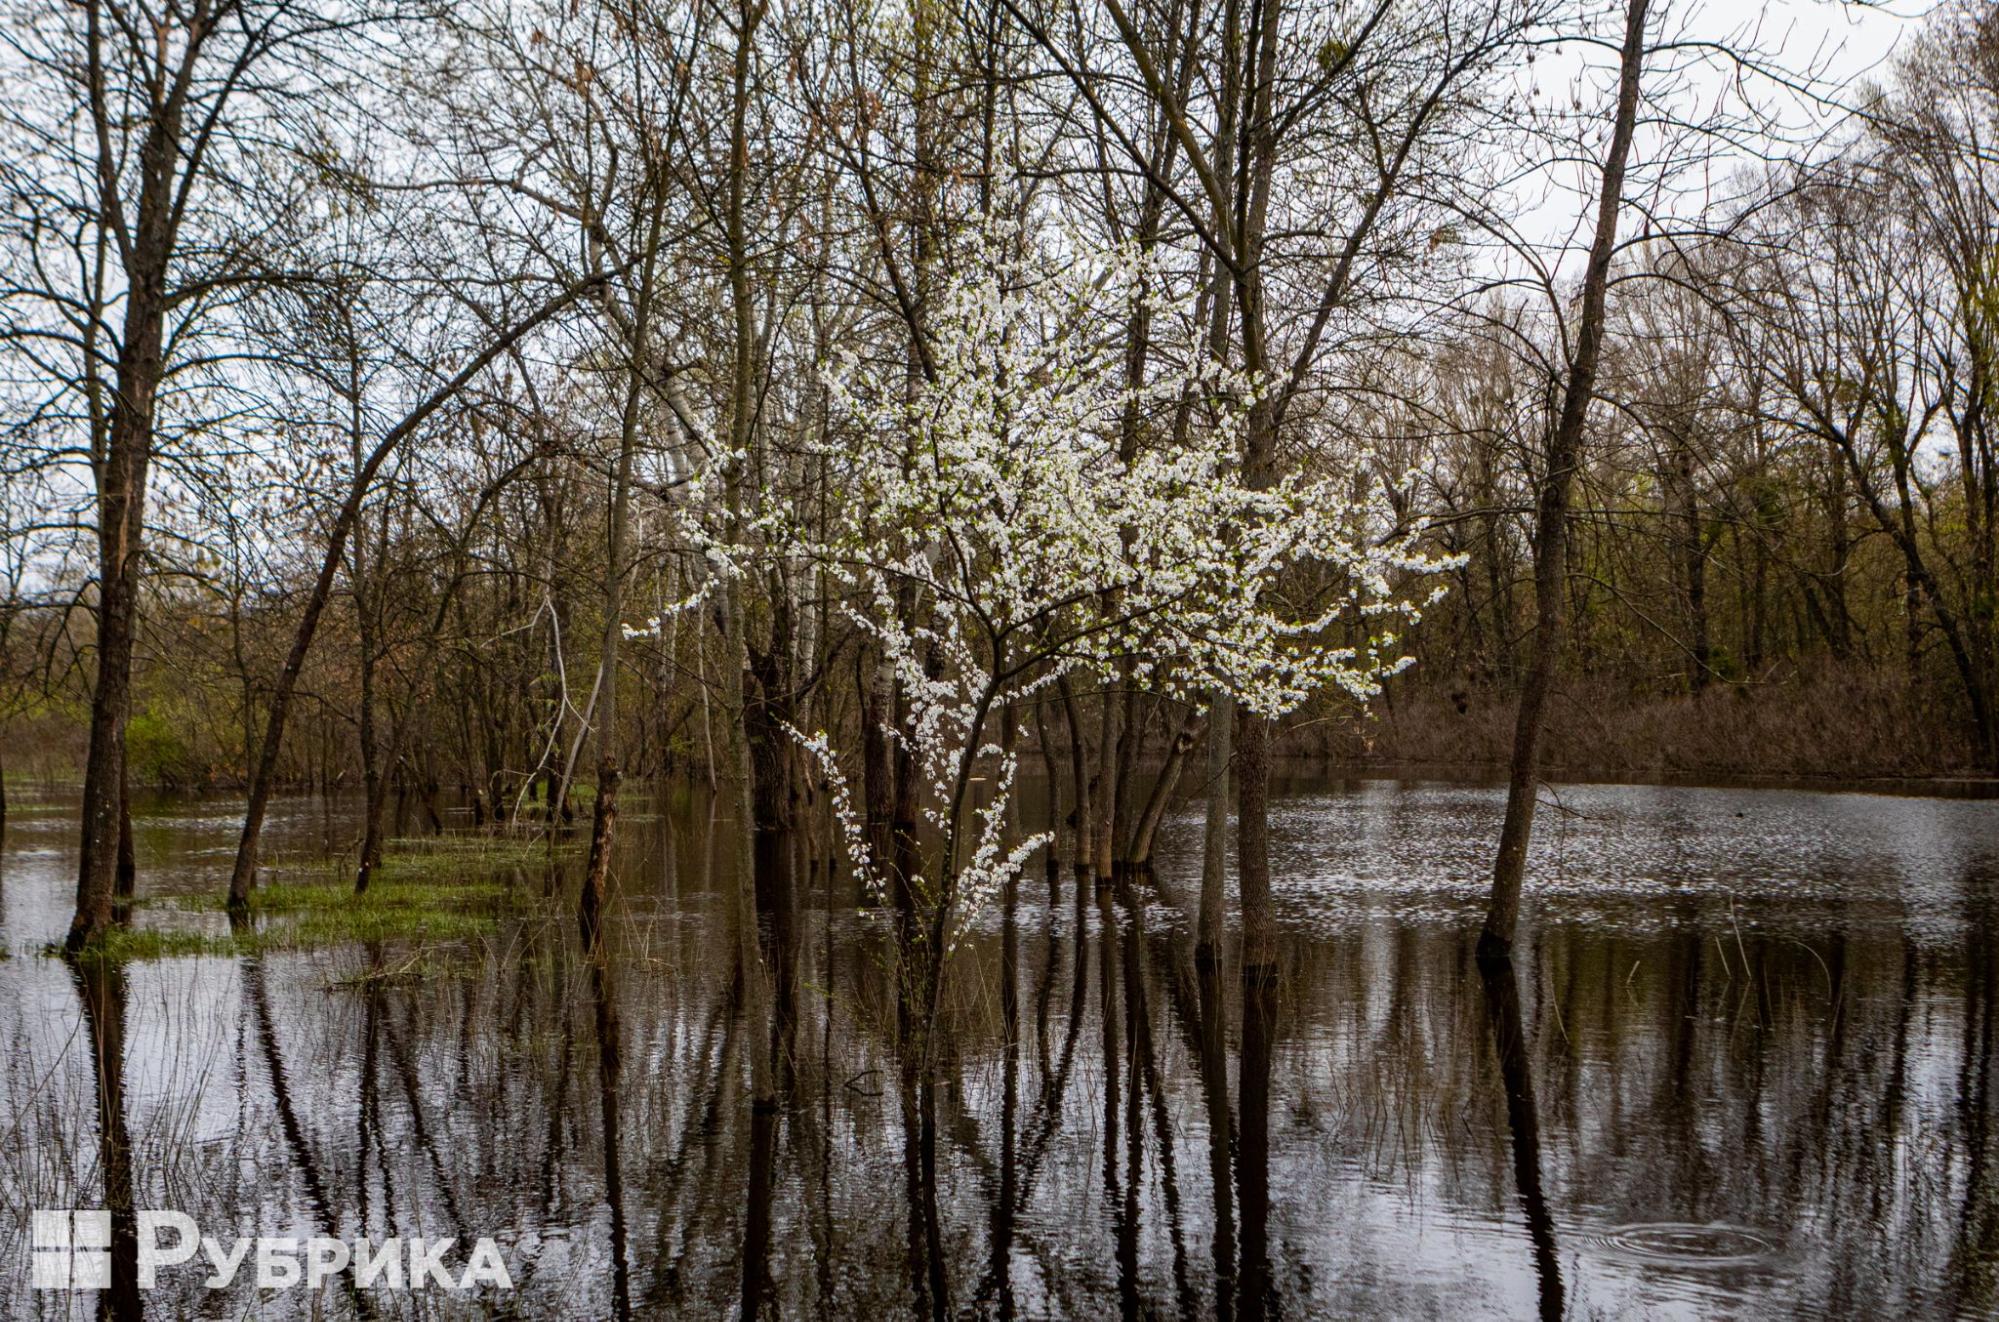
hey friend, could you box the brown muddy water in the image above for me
[1,775,1997,1318]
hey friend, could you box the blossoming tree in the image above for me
[769,220,1454,1022]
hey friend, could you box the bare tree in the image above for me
[1480,0,1650,960]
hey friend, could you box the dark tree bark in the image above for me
[588,954,633,1319]
[1231,0,1287,985]
[353,485,388,896]
[579,160,664,936]
[744,591,798,949]
[1481,0,1650,960]
[1196,693,1232,966]
[114,761,135,900]
[61,0,372,950]
[721,0,777,1109]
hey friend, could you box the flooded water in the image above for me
[2,774,1997,1318]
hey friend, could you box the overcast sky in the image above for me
[1491,0,1936,270]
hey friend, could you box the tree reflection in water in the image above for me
[1479,952,1563,1321]
[2,780,1997,1318]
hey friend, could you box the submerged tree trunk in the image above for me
[1234,706,1275,979]
[1196,694,1233,966]
[1093,679,1119,880]
[1233,407,1280,983]
[889,627,939,938]
[744,583,798,1011]
[1481,0,1650,960]
[579,770,621,950]
[355,684,387,894]
[723,594,776,1109]
[1230,0,1285,987]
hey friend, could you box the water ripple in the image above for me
[1590,1222,1782,1268]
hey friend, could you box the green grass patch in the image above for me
[101,833,568,963]
[246,873,531,948]
[254,872,514,914]
[65,928,238,962]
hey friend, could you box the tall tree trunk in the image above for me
[1231,0,1285,986]
[70,250,163,950]
[68,0,228,949]
[353,495,387,895]
[745,583,797,979]
[1481,0,1650,960]
[725,0,776,1107]
[1093,681,1119,880]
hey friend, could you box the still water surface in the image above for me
[1,775,1995,1318]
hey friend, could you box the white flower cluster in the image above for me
[787,725,880,898]
[815,222,1452,719]
[945,749,1052,955]
[643,216,1454,959]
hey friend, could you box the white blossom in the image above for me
[673,213,1457,962]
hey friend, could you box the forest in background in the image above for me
[2,0,1996,968]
